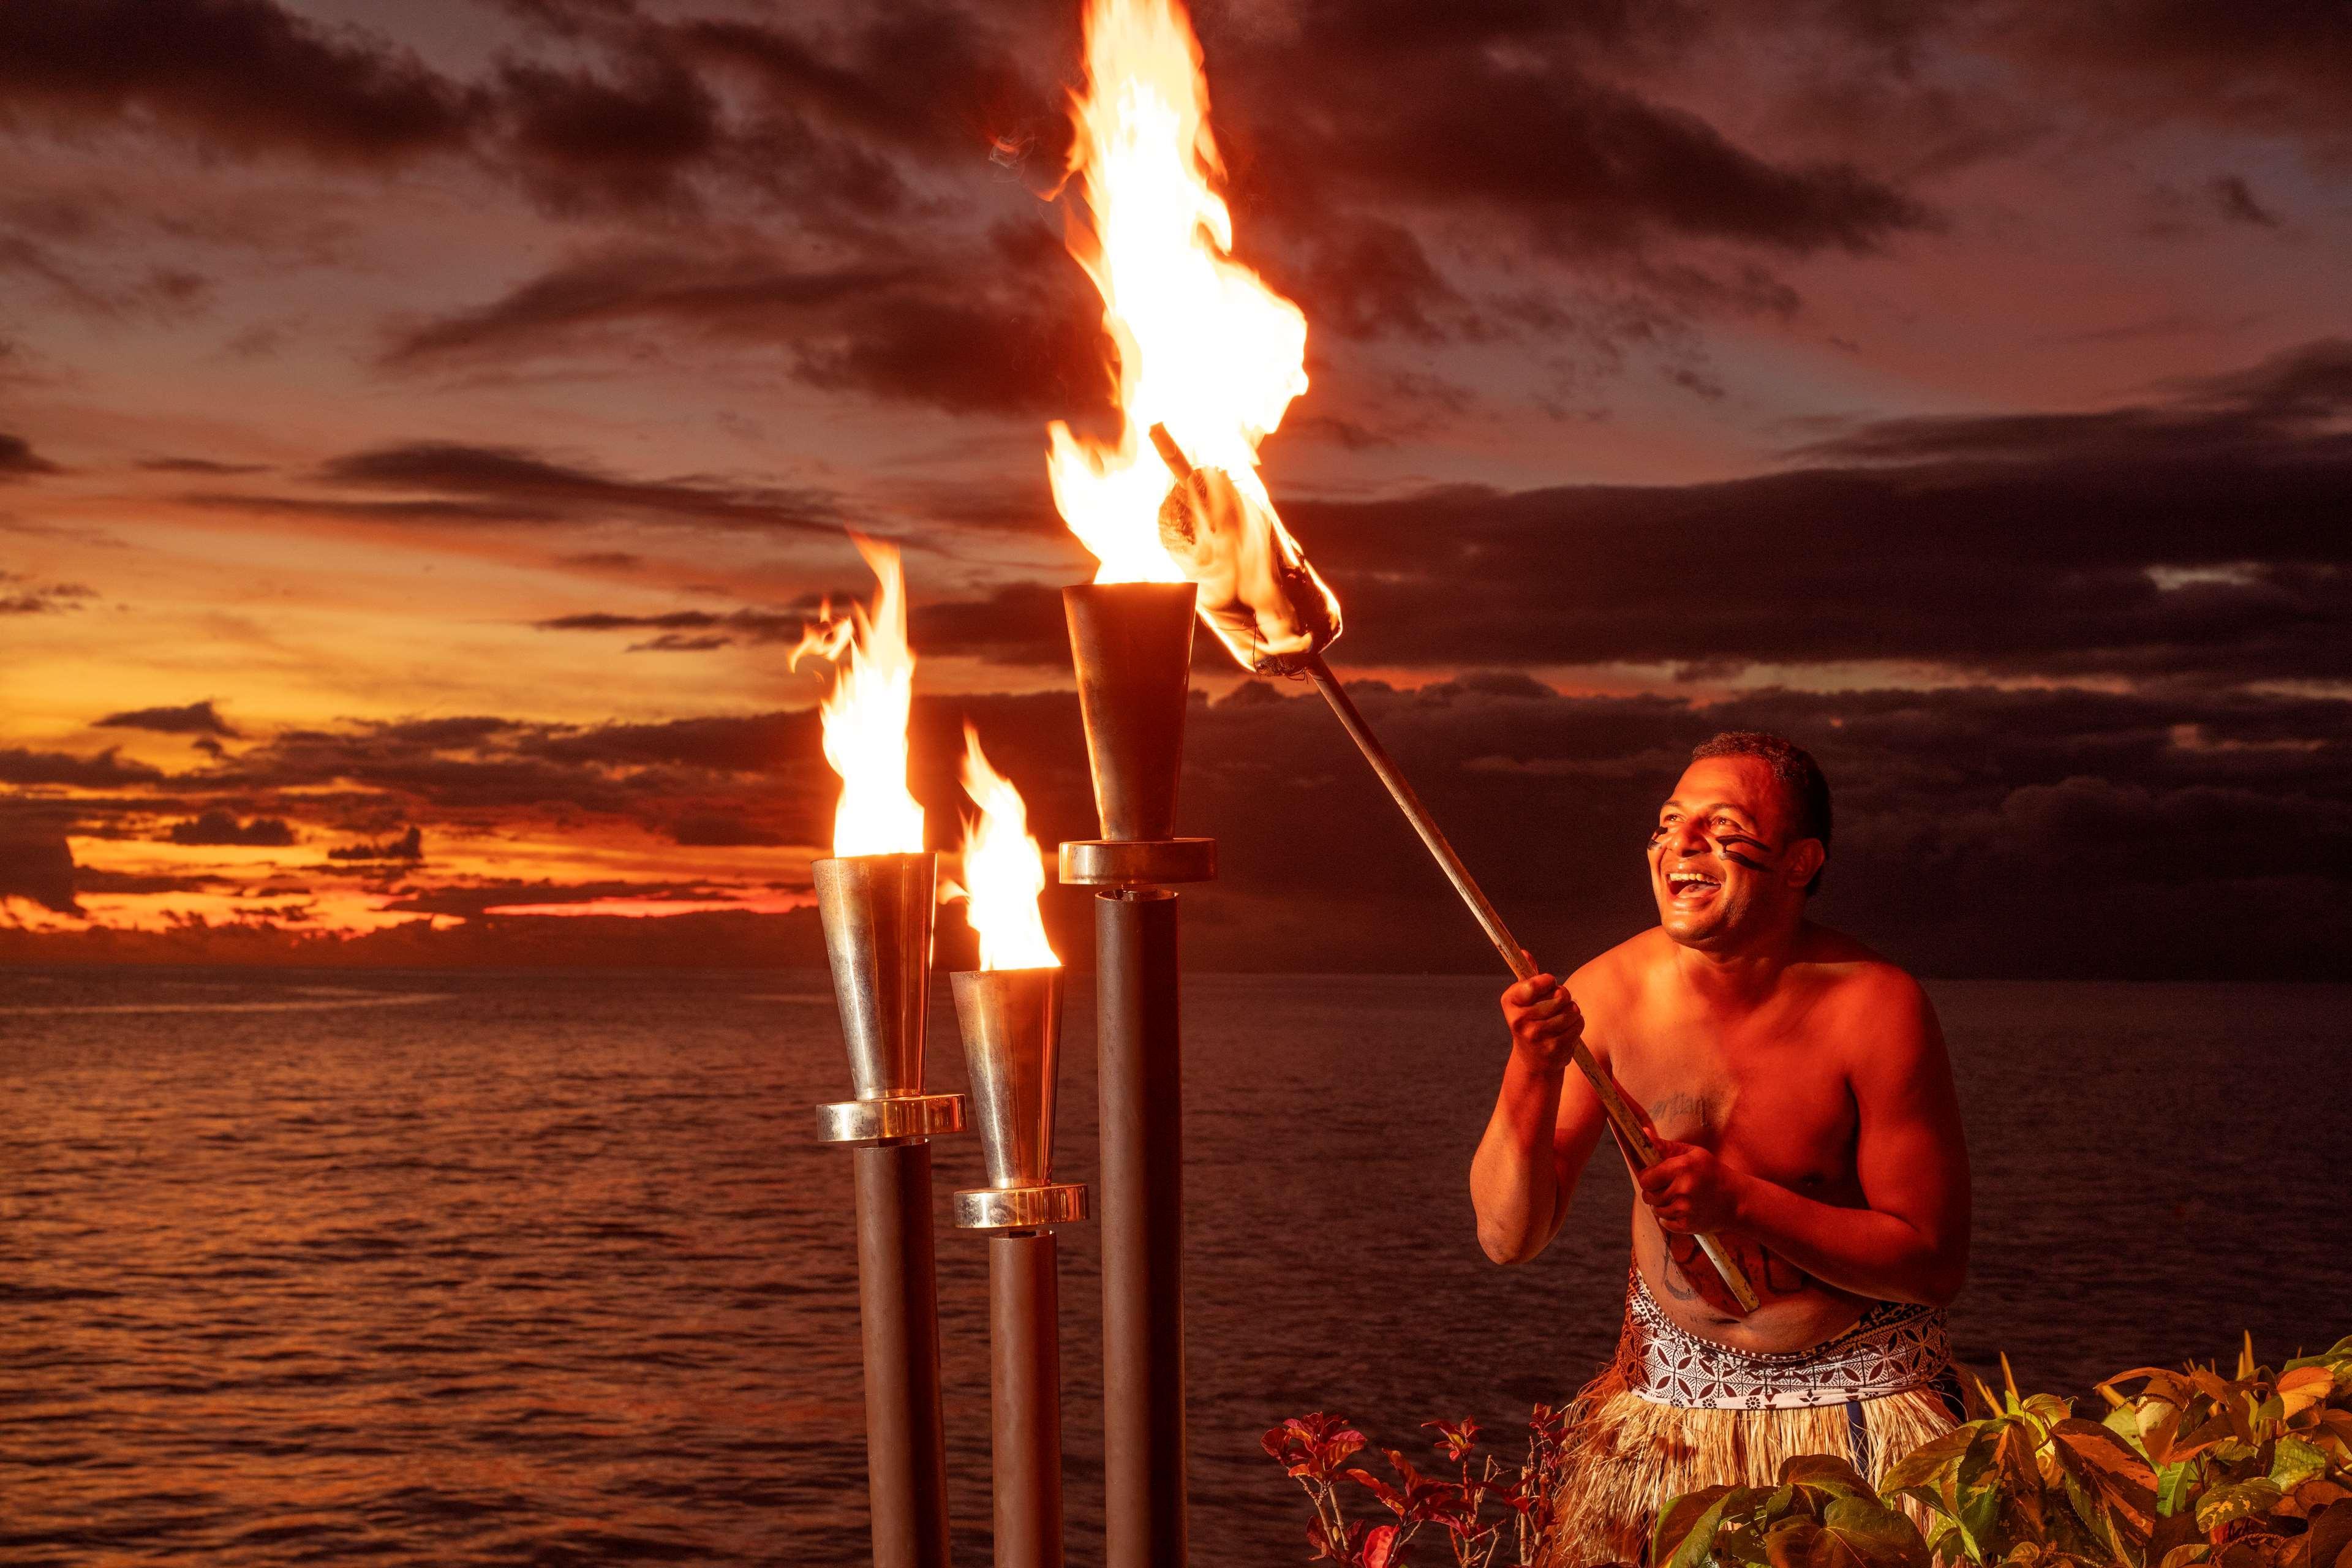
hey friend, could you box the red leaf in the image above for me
[1426,1417,1480,1461]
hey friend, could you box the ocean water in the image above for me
[1,967,2345,1566]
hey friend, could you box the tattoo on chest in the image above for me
[1646,1090,1711,1139]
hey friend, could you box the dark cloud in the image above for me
[252,440,847,534]
[2212,175,2281,228]
[671,6,1058,167]
[0,432,59,478]
[535,579,1077,666]
[496,49,721,211]
[0,0,481,166]
[0,747,165,787]
[326,826,423,861]
[383,228,1111,419]
[164,810,297,847]
[537,608,800,641]
[0,575,95,614]
[96,699,241,739]
[0,826,80,914]
[668,811,785,848]
[1987,1,2352,157]
[139,456,270,475]
[1188,0,1928,308]
[1264,340,2352,682]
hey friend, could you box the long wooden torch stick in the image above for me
[1142,421,1757,1310]
[1299,654,1762,1314]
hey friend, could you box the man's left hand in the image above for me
[1637,1140,1747,1234]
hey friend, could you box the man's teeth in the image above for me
[1668,872,1719,889]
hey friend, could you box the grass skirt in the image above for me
[1536,1362,1959,1567]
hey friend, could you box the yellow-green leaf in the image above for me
[2272,1436,2328,1493]
[2196,1479,2284,1534]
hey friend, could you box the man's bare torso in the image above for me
[1575,923,1908,1353]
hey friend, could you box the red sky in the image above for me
[2,0,2347,976]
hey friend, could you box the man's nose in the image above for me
[1667,822,1710,856]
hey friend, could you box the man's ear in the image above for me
[1784,837,1826,890]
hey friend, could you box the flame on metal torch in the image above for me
[948,725,1059,971]
[788,533,925,858]
[1045,0,1343,673]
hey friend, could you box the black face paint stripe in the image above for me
[1721,849,1774,873]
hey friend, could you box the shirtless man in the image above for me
[1468,731,1970,1565]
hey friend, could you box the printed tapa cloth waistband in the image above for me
[1617,1268,1953,1410]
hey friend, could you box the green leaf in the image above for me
[1761,1498,1931,1568]
[1883,1427,1978,1499]
[1784,1455,1877,1501]
[1821,1495,1935,1568]
[2271,1436,2328,1493]
[2196,1479,2285,1534]
[1656,1485,1740,1568]
[2157,1464,2201,1520]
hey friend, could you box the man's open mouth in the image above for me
[1667,870,1721,902]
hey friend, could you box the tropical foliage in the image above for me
[1268,1335,2352,1568]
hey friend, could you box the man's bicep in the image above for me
[1850,984,1971,1241]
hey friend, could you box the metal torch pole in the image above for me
[1096,882,1185,1567]
[854,1141,956,1568]
[1061,583,1218,1568]
[813,852,969,1568]
[950,965,1089,1568]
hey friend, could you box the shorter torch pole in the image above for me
[1300,654,1761,1314]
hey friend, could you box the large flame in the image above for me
[1046,0,1341,673]
[789,534,925,858]
[954,726,1058,971]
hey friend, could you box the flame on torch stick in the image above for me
[952,725,1061,973]
[1049,0,1755,1312]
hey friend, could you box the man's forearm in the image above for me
[1728,1173,1962,1306]
[1469,1051,1569,1264]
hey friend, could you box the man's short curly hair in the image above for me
[1691,731,1831,894]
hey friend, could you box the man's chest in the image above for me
[1605,1012,1860,1194]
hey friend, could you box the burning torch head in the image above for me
[950,967,1065,1190]
[1154,451,1341,676]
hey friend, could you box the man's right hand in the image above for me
[1501,963,1583,1072]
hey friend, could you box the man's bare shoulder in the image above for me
[1794,925,1940,1066]
[1567,927,1673,996]
[1566,928,1676,1042]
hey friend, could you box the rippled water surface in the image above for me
[3,967,2345,1564]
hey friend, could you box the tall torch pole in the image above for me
[1060,582,1216,1568]
[813,853,967,1568]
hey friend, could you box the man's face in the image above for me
[1647,756,1807,948]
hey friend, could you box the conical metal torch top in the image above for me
[951,967,1063,1189]
[813,853,962,1145]
[1063,582,1196,843]
[951,967,1085,1230]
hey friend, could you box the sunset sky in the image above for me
[2,0,2346,976]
